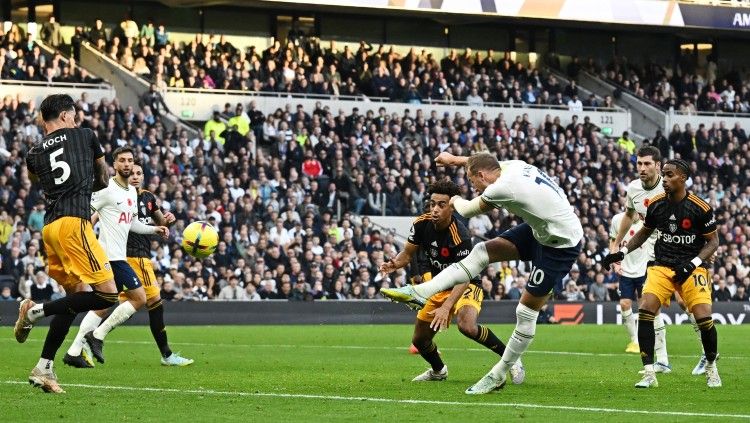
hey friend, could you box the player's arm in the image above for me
[674,208,719,283]
[450,195,494,219]
[435,152,468,167]
[130,218,169,238]
[90,129,109,191]
[152,209,176,227]
[379,241,418,274]
[91,211,99,225]
[612,207,637,250]
[602,225,654,270]
[429,282,469,332]
[93,156,109,191]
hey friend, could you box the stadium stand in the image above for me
[0,13,747,305]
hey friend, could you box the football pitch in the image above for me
[2,324,749,422]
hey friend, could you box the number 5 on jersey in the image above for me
[50,149,71,185]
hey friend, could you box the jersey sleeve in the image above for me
[143,191,159,219]
[89,129,105,160]
[407,219,425,246]
[609,214,621,240]
[699,207,717,235]
[626,185,636,211]
[643,200,659,229]
[480,179,510,208]
[90,186,109,212]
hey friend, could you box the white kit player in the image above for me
[63,146,168,368]
[611,146,705,375]
[382,152,583,395]
[609,212,647,354]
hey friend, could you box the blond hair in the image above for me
[466,152,500,175]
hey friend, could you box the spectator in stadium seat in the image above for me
[218,276,247,300]
[616,131,635,155]
[732,285,748,302]
[567,94,583,112]
[713,279,732,302]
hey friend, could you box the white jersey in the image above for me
[481,160,583,248]
[609,212,647,277]
[625,177,664,260]
[91,178,141,261]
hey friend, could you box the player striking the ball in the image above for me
[382,152,583,394]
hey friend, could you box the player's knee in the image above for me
[457,320,477,338]
[146,295,162,308]
[620,299,632,311]
[127,289,147,310]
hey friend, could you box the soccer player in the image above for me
[381,152,583,395]
[18,94,120,393]
[126,160,193,366]
[379,181,524,383]
[611,146,705,374]
[602,159,721,388]
[609,211,647,354]
[63,147,168,367]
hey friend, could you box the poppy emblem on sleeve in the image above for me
[440,247,450,257]
[643,198,649,207]
[682,218,692,230]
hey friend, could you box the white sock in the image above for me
[490,303,539,379]
[413,242,489,299]
[688,313,705,353]
[36,358,53,371]
[622,308,638,343]
[92,301,136,340]
[654,313,669,365]
[27,304,45,323]
[67,312,103,356]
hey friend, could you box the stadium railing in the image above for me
[161,86,631,135]
[0,79,116,106]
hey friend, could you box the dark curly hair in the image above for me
[428,180,461,198]
[665,159,691,178]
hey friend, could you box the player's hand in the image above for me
[379,260,397,275]
[154,226,169,239]
[436,152,456,167]
[673,262,696,284]
[428,306,451,332]
[601,251,625,271]
[163,212,176,225]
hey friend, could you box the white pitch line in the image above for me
[1,337,745,359]
[2,380,749,419]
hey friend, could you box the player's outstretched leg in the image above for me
[410,316,446,381]
[30,312,77,394]
[64,310,104,368]
[14,291,119,343]
[382,242,491,309]
[148,299,193,366]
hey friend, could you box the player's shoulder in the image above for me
[612,212,624,225]
[647,192,667,208]
[138,188,156,199]
[685,192,710,210]
[449,219,471,245]
[411,213,431,226]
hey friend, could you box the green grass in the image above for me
[1,324,749,422]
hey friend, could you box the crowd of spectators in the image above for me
[59,16,615,112]
[0,89,748,306]
[0,21,102,84]
[587,53,750,115]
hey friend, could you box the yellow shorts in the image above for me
[417,284,484,325]
[643,265,711,311]
[42,216,113,290]
[126,257,160,301]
